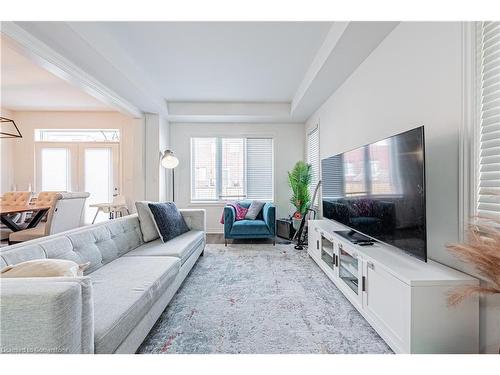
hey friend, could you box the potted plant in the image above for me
[287,161,312,230]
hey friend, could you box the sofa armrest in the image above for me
[263,203,276,235]
[223,206,236,235]
[0,277,94,354]
[180,209,206,232]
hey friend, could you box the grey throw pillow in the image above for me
[135,201,160,242]
[148,202,190,243]
[245,201,266,220]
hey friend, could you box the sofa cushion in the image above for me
[124,230,204,265]
[90,256,180,353]
[230,219,271,236]
[135,201,160,242]
[148,202,190,243]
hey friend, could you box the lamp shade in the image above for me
[161,150,179,169]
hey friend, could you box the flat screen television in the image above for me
[321,126,427,262]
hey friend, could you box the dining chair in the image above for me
[8,192,90,244]
[0,191,32,240]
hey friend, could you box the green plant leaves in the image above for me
[287,161,312,216]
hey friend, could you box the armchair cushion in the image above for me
[230,220,272,236]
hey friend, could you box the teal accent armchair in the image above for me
[223,200,276,246]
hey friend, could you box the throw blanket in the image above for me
[220,202,248,224]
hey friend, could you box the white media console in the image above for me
[308,219,479,354]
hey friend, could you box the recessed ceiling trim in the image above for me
[1,22,143,118]
[292,22,350,114]
[166,101,298,123]
[66,22,167,116]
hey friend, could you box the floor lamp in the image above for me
[161,149,179,202]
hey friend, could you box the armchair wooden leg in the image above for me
[225,239,227,247]
[273,238,276,246]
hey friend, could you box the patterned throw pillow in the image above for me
[234,203,249,221]
[220,202,248,224]
[148,202,190,243]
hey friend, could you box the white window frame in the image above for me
[190,136,274,203]
[461,21,500,239]
[460,22,480,240]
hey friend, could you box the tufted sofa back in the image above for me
[1,191,32,206]
[0,215,144,274]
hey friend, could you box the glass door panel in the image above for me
[338,244,360,295]
[320,235,335,270]
[35,143,78,193]
[80,144,120,224]
[40,148,70,191]
[84,148,112,223]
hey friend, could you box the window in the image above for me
[35,129,120,142]
[191,137,273,201]
[477,22,500,218]
[307,126,320,205]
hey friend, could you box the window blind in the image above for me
[247,138,274,200]
[191,137,273,201]
[307,126,320,204]
[478,21,500,218]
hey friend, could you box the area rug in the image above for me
[137,243,392,354]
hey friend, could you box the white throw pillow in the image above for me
[135,201,160,242]
[0,259,90,278]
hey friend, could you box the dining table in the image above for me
[0,204,51,232]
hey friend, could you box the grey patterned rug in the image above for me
[137,243,392,354]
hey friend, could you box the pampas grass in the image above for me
[447,217,500,306]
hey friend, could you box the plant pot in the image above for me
[292,217,302,230]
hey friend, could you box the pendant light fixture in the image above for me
[0,117,22,139]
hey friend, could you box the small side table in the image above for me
[276,218,296,240]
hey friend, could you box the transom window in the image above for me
[191,137,274,202]
[35,129,120,142]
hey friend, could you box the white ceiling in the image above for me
[3,22,398,121]
[0,36,113,112]
[96,22,332,102]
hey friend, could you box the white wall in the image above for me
[306,22,499,353]
[0,108,15,194]
[171,122,305,233]
[144,113,171,202]
[4,111,145,209]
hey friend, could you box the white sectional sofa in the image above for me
[0,209,206,354]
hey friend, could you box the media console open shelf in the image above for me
[308,219,479,354]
